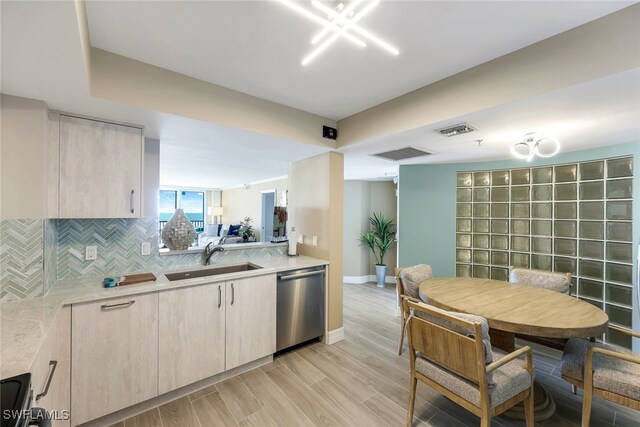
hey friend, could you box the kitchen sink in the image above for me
[165,262,263,281]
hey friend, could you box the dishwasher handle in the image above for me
[278,270,325,281]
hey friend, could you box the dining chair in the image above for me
[395,264,432,355]
[508,266,572,294]
[405,300,534,427]
[560,325,640,426]
[508,266,573,350]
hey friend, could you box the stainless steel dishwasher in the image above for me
[276,266,325,352]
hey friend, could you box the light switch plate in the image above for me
[297,234,304,244]
[85,245,97,260]
[312,235,318,246]
[141,242,151,256]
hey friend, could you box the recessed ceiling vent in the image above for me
[371,147,434,161]
[436,123,477,137]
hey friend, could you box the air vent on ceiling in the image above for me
[371,147,434,161]
[436,123,477,137]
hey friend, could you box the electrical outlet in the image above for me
[312,235,318,246]
[297,234,304,244]
[141,242,151,256]
[85,245,97,260]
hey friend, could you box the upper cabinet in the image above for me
[59,115,143,218]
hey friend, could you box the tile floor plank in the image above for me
[296,345,378,403]
[237,409,279,427]
[240,367,312,426]
[279,351,326,386]
[265,365,353,427]
[191,392,238,427]
[310,377,389,426]
[216,376,262,421]
[158,396,200,427]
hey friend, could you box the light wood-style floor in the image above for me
[114,282,639,427]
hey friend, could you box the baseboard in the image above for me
[343,275,370,284]
[343,275,396,284]
[324,327,345,344]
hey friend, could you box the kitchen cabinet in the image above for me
[59,115,142,218]
[30,307,70,427]
[225,274,277,370]
[158,283,226,393]
[71,293,158,424]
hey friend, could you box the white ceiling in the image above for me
[2,1,639,187]
[85,0,633,120]
[341,68,640,179]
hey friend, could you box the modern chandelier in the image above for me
[276,0,399,66]
[510,133,561,161]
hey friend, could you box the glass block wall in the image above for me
[455,156,634,348]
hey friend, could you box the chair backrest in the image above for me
[406,300,485,384]
[397,264,433,299]
[508,266,571,294]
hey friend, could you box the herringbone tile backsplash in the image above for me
[1,217,287,301]
[0,219,45,302]
[56,217,286,279]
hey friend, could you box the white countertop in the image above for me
[1,255,327,378]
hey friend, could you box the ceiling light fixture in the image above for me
[276,0,399,66]
[312,1,399,56]
[303,0,379,65]
[276,0,365,47]
[510,133,561,162]
[311,0,365,45]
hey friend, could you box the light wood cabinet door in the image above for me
[30,306,70,427]
[71,293,158,424]
[59,115,142,218]
[158,283,225,394]
[225,274,276,370]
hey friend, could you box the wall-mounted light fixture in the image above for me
[510,133,560,162]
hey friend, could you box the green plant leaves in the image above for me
[359,212,396,265]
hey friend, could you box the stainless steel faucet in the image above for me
[204,242,224,265]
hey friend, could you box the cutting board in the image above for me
[119,273,157,286]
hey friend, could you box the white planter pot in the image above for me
[375,264,387,287]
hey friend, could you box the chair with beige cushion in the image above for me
[508,266,572,294]
[508,266,573,350]
[395,264,432,355]
[560,325,640,426]
[405,300,534,427]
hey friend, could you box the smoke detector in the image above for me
[436,123,477,137]
[371,147,434,161]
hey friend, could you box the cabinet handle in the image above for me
[231,283,235,305]
[218,285,221,308]
[130,189,135,214]
[36,360,57,401]
[101,300,135,310]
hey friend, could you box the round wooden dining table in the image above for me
[418,277,609,421]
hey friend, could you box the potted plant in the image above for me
[238,216,256,242]
[359,212,396,287]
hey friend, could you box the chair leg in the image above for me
[398,315,406,355]
[406,374,417,427]
[582,384,593,427]
[571,384,577,395]
[524,386,534,427]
